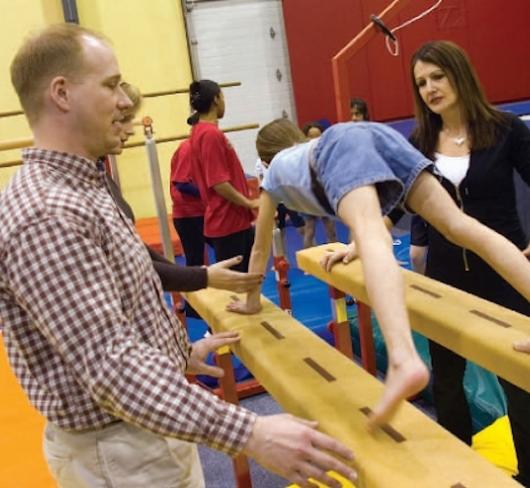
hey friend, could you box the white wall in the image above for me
[184,0,296,174]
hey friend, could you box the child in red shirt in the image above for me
[188,80,259,271]
[170,138,208,266]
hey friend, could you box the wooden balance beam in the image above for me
[296,243,530,394]
[185,288,520,487]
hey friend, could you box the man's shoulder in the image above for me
[0,164,96,245]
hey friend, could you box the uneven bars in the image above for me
[143,81,241,98]
[0,81,243,118]
[0,159,23,169]
[0,123,259,168]
[0,137,34,152]
[122,123,259,149]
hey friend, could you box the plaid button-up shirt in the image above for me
[0,148,256,456]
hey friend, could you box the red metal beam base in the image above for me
[215,351,252,488]
[356,301,377,376]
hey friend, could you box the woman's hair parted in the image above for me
[410,40,506,157]
[256,118,307,163]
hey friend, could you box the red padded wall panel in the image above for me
[466,1,530,102]
[282,0,530,124]
[282,0,369,126]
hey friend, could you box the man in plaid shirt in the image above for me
[0,23,356,488]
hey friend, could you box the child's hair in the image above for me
[189,79,220,113]
[302,121,324,137]
[120,82,142,114]
[187,79,221,125]
[256,119,307,163]
[350,97,370,120]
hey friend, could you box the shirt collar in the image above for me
[22,147,105,185]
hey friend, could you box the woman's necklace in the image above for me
[443,127,467,146]
[452,135,467,146]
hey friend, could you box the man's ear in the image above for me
[49,76,70,112]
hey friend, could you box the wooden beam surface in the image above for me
[296,243,530,393]
[185,288,520,487]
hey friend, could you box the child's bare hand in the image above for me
[320,244,357,272]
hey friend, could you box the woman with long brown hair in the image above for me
[409,40,530,486]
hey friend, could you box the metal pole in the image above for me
[61,0,79,23]
[143,119,174,262]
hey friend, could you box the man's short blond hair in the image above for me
[10,23,108,124]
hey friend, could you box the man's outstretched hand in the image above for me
[243,414,357,487]
[187,331,240,377]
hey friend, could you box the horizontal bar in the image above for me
[0,123,259,167]
[0,109,24,119]
[0,82,242,118]
[122,123,259,149]
[143,81,241,98]
[0,159,23,169]
[0,137,33,152]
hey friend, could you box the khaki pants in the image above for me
[43,421,205,488]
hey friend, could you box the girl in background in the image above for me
[108,83,261,294]
[170,138,208,267]
[350,97,370,122]
[188,80,259,272]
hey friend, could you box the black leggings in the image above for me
[173,216,210,319]
[209,227,255,272]
[173,216,209,266]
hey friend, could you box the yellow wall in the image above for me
[0,0,192,219]
[0,0,63,186]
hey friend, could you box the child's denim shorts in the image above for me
[313,122,433,215]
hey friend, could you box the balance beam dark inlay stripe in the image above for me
[303,357,336,382]
[469,309,511,328]
[260,321,285,339]
[409,284,441,299]
[359,407,406,443]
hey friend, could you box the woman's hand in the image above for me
[206,256,263,292]
[320,243,358,272]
